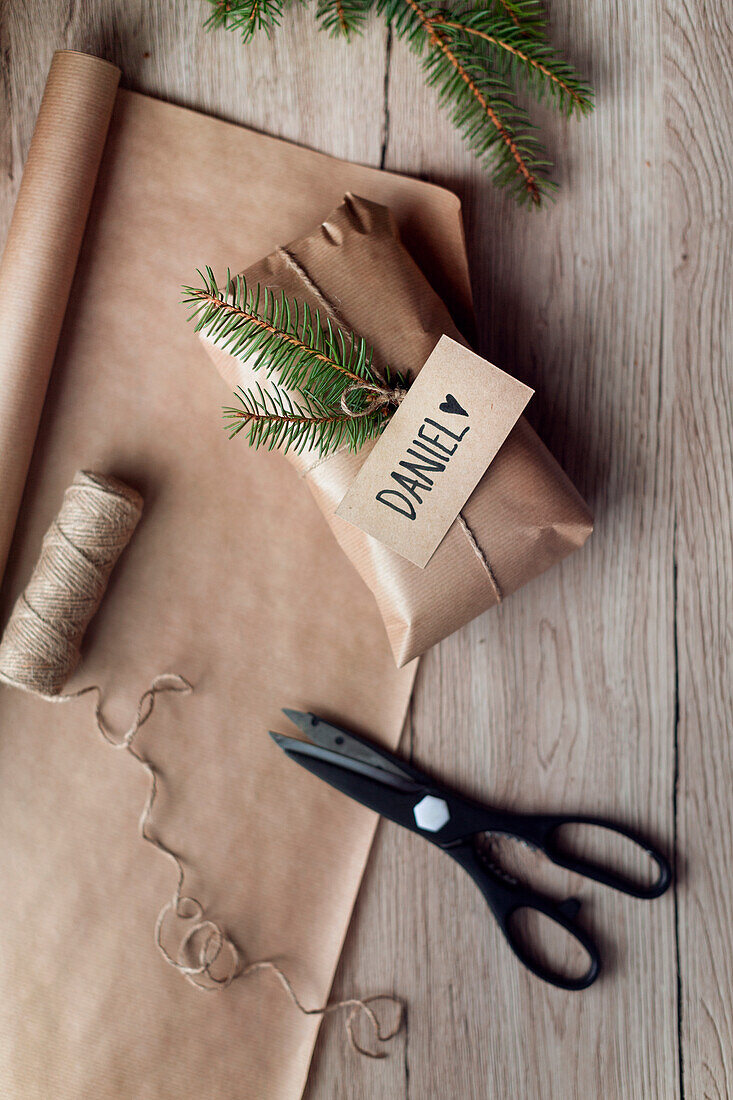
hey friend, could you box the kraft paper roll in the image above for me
[0,51,120,587]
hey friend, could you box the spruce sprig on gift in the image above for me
[183,269,407,455]
[203,0,593,205]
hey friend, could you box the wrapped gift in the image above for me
[198,194,592,666]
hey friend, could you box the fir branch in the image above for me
[183,270,404,456]
[203,0,286,41]
[377,0,551,204]
[223,383,386,454]
[495,0,520,27]
[436,10,593,115]
[202,0,594,205]
[317,0,373,37]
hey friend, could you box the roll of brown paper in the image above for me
[0,52,120,587]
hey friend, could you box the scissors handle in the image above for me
[506,812,673,900]
[440,795,672,901]
[448,841,601,990]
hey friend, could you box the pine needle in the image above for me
[316,0,372,37]
[203,0,287,41]
[489,0,546,35]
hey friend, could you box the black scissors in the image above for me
[270,710,672,991]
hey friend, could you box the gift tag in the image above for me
[336,335,533,568]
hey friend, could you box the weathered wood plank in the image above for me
[665,0,733,1095]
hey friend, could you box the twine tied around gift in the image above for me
[0,470,404,1058]
[339,379,408,418]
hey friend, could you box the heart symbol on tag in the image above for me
[439,394,468,418]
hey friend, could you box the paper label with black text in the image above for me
[336,335,533,568]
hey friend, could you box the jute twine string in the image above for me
[339,380,408,418]
[0,470,402,1057]
[456,513,503,605]
[277,246,346,326]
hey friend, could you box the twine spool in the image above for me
[0,471,142,695]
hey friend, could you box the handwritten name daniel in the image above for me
[375,393,469,520]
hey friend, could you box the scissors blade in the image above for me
[281,709,419,785]
[270,732,422,794]
[269,730,438,835]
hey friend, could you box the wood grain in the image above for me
[1,1,731,1097]
[665,0,733,1096]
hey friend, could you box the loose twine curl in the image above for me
[0,470,403,1057]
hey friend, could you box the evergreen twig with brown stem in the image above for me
[203,0,593,205]
[183,269,407,455]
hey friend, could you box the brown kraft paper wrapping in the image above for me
[202,195,594,667]
[0,52,477,1100]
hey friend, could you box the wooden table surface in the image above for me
[2,3,731,1097]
